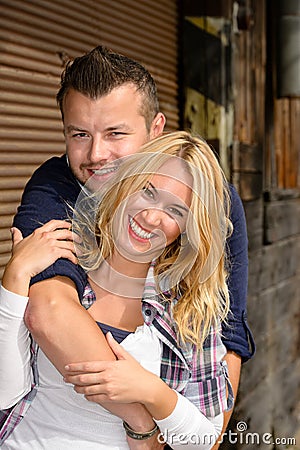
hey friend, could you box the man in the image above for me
[12,46,254,447]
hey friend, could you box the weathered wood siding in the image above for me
[183,1,300,448]
[228,1,300,448]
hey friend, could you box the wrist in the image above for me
[122,403,155,432]
[123,421,159,440]
[143,377,177,421]
[2,260,31,296]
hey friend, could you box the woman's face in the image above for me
[112,158,192,264]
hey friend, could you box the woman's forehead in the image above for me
[149,176,192,208]
[152,158,192,187]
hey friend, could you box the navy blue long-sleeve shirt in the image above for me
[13,155,255,362]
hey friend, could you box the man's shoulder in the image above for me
[228,183,245,221]
[228,182,240,202]
[30,154,70,180]
[26,155,79,193]
[18,154,81,211]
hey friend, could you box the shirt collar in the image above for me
[142,262,171,316]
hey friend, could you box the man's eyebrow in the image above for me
[105,123,132,131]
[65,125,87,133]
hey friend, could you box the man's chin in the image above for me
[85,174,116,193]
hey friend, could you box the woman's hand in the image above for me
[64,332,158,404]
[2,219,79,296]
[64,332,177,420]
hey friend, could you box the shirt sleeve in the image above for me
[12,156,87,299]
[155,390,223,449]
[0,285,32,410]
[221,184,256,362]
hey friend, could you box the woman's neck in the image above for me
[88,252,151,299]
[109,251,150,278]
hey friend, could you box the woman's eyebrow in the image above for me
[171,203,189,213]
[149,181,189,213]
[146,182,158,194]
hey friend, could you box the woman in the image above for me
[0,131,233,449]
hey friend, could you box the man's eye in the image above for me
[110,132,127,137]
[72,132,88,138]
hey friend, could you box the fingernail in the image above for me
[107,331,115,340]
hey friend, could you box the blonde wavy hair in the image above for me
[73,131,232,350]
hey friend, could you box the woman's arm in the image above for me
[0,221,81,405]
[0,286,31,409]
[0,220,76,409]
[155,392,223,450]
[64,333,224,449]
[1,222,161,447]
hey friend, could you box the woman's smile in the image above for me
[128,215,157,242]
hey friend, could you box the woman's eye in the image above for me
[142,186,154,199]
[168,207,183,217]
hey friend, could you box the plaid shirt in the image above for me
[82,265,233,417]
[0,265,233,444]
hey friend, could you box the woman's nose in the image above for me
[142,208,163,227]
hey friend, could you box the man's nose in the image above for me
[88,138,111,164]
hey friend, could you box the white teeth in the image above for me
[129,217,154,239]
[92,167,117,175]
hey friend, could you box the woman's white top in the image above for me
[0,285,223,449]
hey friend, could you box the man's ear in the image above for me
[149,112,166,138]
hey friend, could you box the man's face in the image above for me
[62,85,165,185]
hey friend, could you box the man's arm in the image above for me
[26,276,161,443]
[13,156,111,373]
[26,276,115,374]
[211,351,241,449]
[13,155,88,299]
[212,185,255,448]
[222,184,255,363]
[13,159,161,443]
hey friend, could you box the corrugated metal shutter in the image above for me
[0,0,179,277]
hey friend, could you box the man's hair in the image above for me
[56,45,160,130]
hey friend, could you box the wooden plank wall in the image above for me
[226,1,300,447]
[231,0,265,203]
[274,99,300,189]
